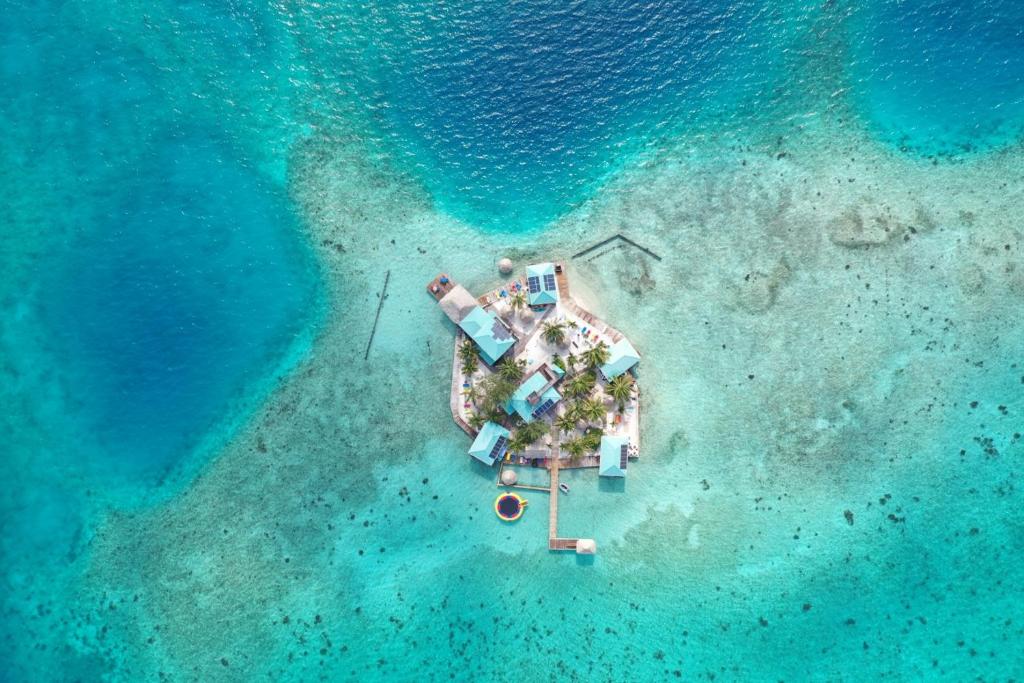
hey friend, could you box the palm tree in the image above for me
[606,374,633,411]
[509,422,546,454]
[562,371,595,399]
[497,357,526,383]
[507,433,529,454]
[554,412,577,434]
[468,413,487,430]
[458,340,477,364]
[578,397,606,424]
[458,341,479,375]
[542,320,567,346]
[580,428,603,452]
[563,438,586,461]
[583,340,610,370]
[565,353,578,372]
[518,421,548,445]
[464,384,480,405]
[508,290,527,314]
[563,400,583,424]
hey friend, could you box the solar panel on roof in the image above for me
[491,320,511,340]
[527,276,541,293]
[543,273,556,291]
[489,436,508,461]
[531,399,555,419]
[619,444,629,469]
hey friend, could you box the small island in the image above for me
[428,261,641,554]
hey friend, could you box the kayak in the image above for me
[558,483,570,494]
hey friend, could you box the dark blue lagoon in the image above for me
[37,134,319,484]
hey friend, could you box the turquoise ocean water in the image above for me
[2,0,1023,680]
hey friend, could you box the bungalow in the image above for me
[458,305,516,365]
[599,338,640,380]
[599,435,629,477]
[468,421,511,466]
[505,364,562,423]
[526,262,559,306]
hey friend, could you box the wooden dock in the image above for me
[547,425,580,551]
[426,273,455,301]
[554,261,571,298]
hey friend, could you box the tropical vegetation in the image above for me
[554,412,577,434]
[458,340,479,375]
[496,356,526,383]
[577,397,606,425]
[542,320,567,346]
[582,340,610,370]
[606,373,634,411]
[508,290,527,313]
[474,374,517,422]
[509,420,549,453]
[561,371,595,399]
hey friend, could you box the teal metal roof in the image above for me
[468,421,510,465]
[504,371,561,423]
[600,338,640,379]
[599,435,629,477]
[526,263,559,306]
[458,306,515,365]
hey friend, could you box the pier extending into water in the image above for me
[496,426,584,552]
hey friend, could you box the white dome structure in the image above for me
[498,257,514,274]
[500,469,518,485]
[576,538,597,555]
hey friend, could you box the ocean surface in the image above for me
[2,0,1023,680]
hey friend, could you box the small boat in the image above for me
[558,483,570,494]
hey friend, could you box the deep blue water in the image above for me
[361,0,782,229]
[853,0,1024,155]
[38,134,318,481]
[1,0,319,487]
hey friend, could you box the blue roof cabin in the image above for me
[468,421,511,466]
[599,338,640,379]
[505,364,562,423]
[526,263,559,306]
[599,435,629,477]
[458,305,516,365]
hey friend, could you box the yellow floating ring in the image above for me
[494,493,527,521]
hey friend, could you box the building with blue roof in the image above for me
[458,305,516,365]
[505,365,562,423]
[599,435,629,477]
[468,421,511,466]
[599,338,641,380]
[526,263,559,306]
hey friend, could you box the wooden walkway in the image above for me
[547,425,580,551]
[555,262,571,298]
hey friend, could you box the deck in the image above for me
[426,273,455,301]
[546,426,581,552]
